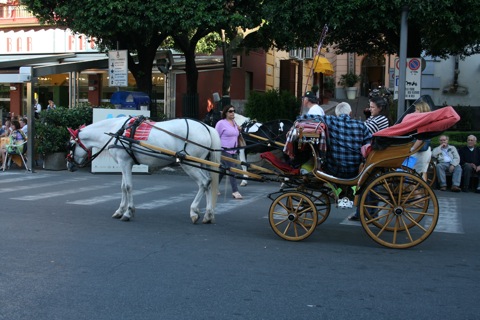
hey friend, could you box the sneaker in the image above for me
[440,186,447,191]
[232,191,243,199]
[476,188,480,194]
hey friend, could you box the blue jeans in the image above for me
[219,151,239,193]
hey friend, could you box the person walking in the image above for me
[215,105,243,199]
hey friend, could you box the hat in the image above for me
[303,91,318,102]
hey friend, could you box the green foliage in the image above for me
[244,90,299,122]
[35,106,93,155]
[338,72,361,87]
[251,0,480,58]
[431,131,480,149]
[451,105,473,131]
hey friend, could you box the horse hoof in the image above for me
[112,213,122,219]
[191,215,199,224]
[120,216,130,222]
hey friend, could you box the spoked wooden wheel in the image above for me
[301,190,331,226]
[269,192,318,241]
[359,171,439,249]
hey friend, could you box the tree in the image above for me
[247,0,480,58]
[22,0,259,117]
[22,0,170,96]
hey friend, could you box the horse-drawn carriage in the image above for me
[66,100,459,249]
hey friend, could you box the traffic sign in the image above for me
[394,57,421,100]
[108,50,128,87]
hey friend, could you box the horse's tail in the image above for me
[208,126,221,210]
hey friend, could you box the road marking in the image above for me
[339,197,463,234]
[11,182,118,200]
[0,177,91,193]
[435,197,463,234]
[68,186,169,205]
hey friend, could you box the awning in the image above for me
[313,56,334,76]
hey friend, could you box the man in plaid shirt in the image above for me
[297,102,372,178]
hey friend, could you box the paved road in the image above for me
[1,167,479,319]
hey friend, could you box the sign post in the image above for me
[394,57,421,101]
[108,50,128,87]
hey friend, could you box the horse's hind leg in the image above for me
[181,164,214,224]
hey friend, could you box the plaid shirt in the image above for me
[298,114,372,178]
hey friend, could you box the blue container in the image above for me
[110,91,150,110]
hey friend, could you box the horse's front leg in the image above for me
[112,160,135,221]
[112,175,128,219]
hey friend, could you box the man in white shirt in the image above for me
[302,91,325,116]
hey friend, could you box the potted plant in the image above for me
[35,105,93,170]
[338,72,361,99]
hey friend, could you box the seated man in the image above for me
[458,135,480,193]
[431,135,462,192]
[295,102,372,179]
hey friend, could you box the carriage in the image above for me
[66,101,459,249]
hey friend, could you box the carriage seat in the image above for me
[260,151,300,175]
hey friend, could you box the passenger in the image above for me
[431,135,462,192]
[215,104,243,199]
[302,91,325,116]
[364,96,390,134]
[409,101,432,181]
[458,135,480,193]
[297,102,372,179]
[349,96,389,221]
[1,120,26,169]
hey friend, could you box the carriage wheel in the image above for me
[302,190,331,226]
[359,171,439,249]
[426,160,437,187]
[269,192,318,241]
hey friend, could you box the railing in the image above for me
[0,5,37,22]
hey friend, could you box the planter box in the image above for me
[346,87,357,100]
[43,152,67,171]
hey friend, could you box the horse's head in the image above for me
[66,125,90,171]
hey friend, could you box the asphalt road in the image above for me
[1,166,479,320]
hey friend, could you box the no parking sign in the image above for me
[394,58,422,100]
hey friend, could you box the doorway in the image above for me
[360,55,386,96]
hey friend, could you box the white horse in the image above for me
[66,116,221,224]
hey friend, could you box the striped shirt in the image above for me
[365,115,389,134]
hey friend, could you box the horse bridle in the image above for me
[66,126,113,167]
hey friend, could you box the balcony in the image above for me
[0,4,39,28]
